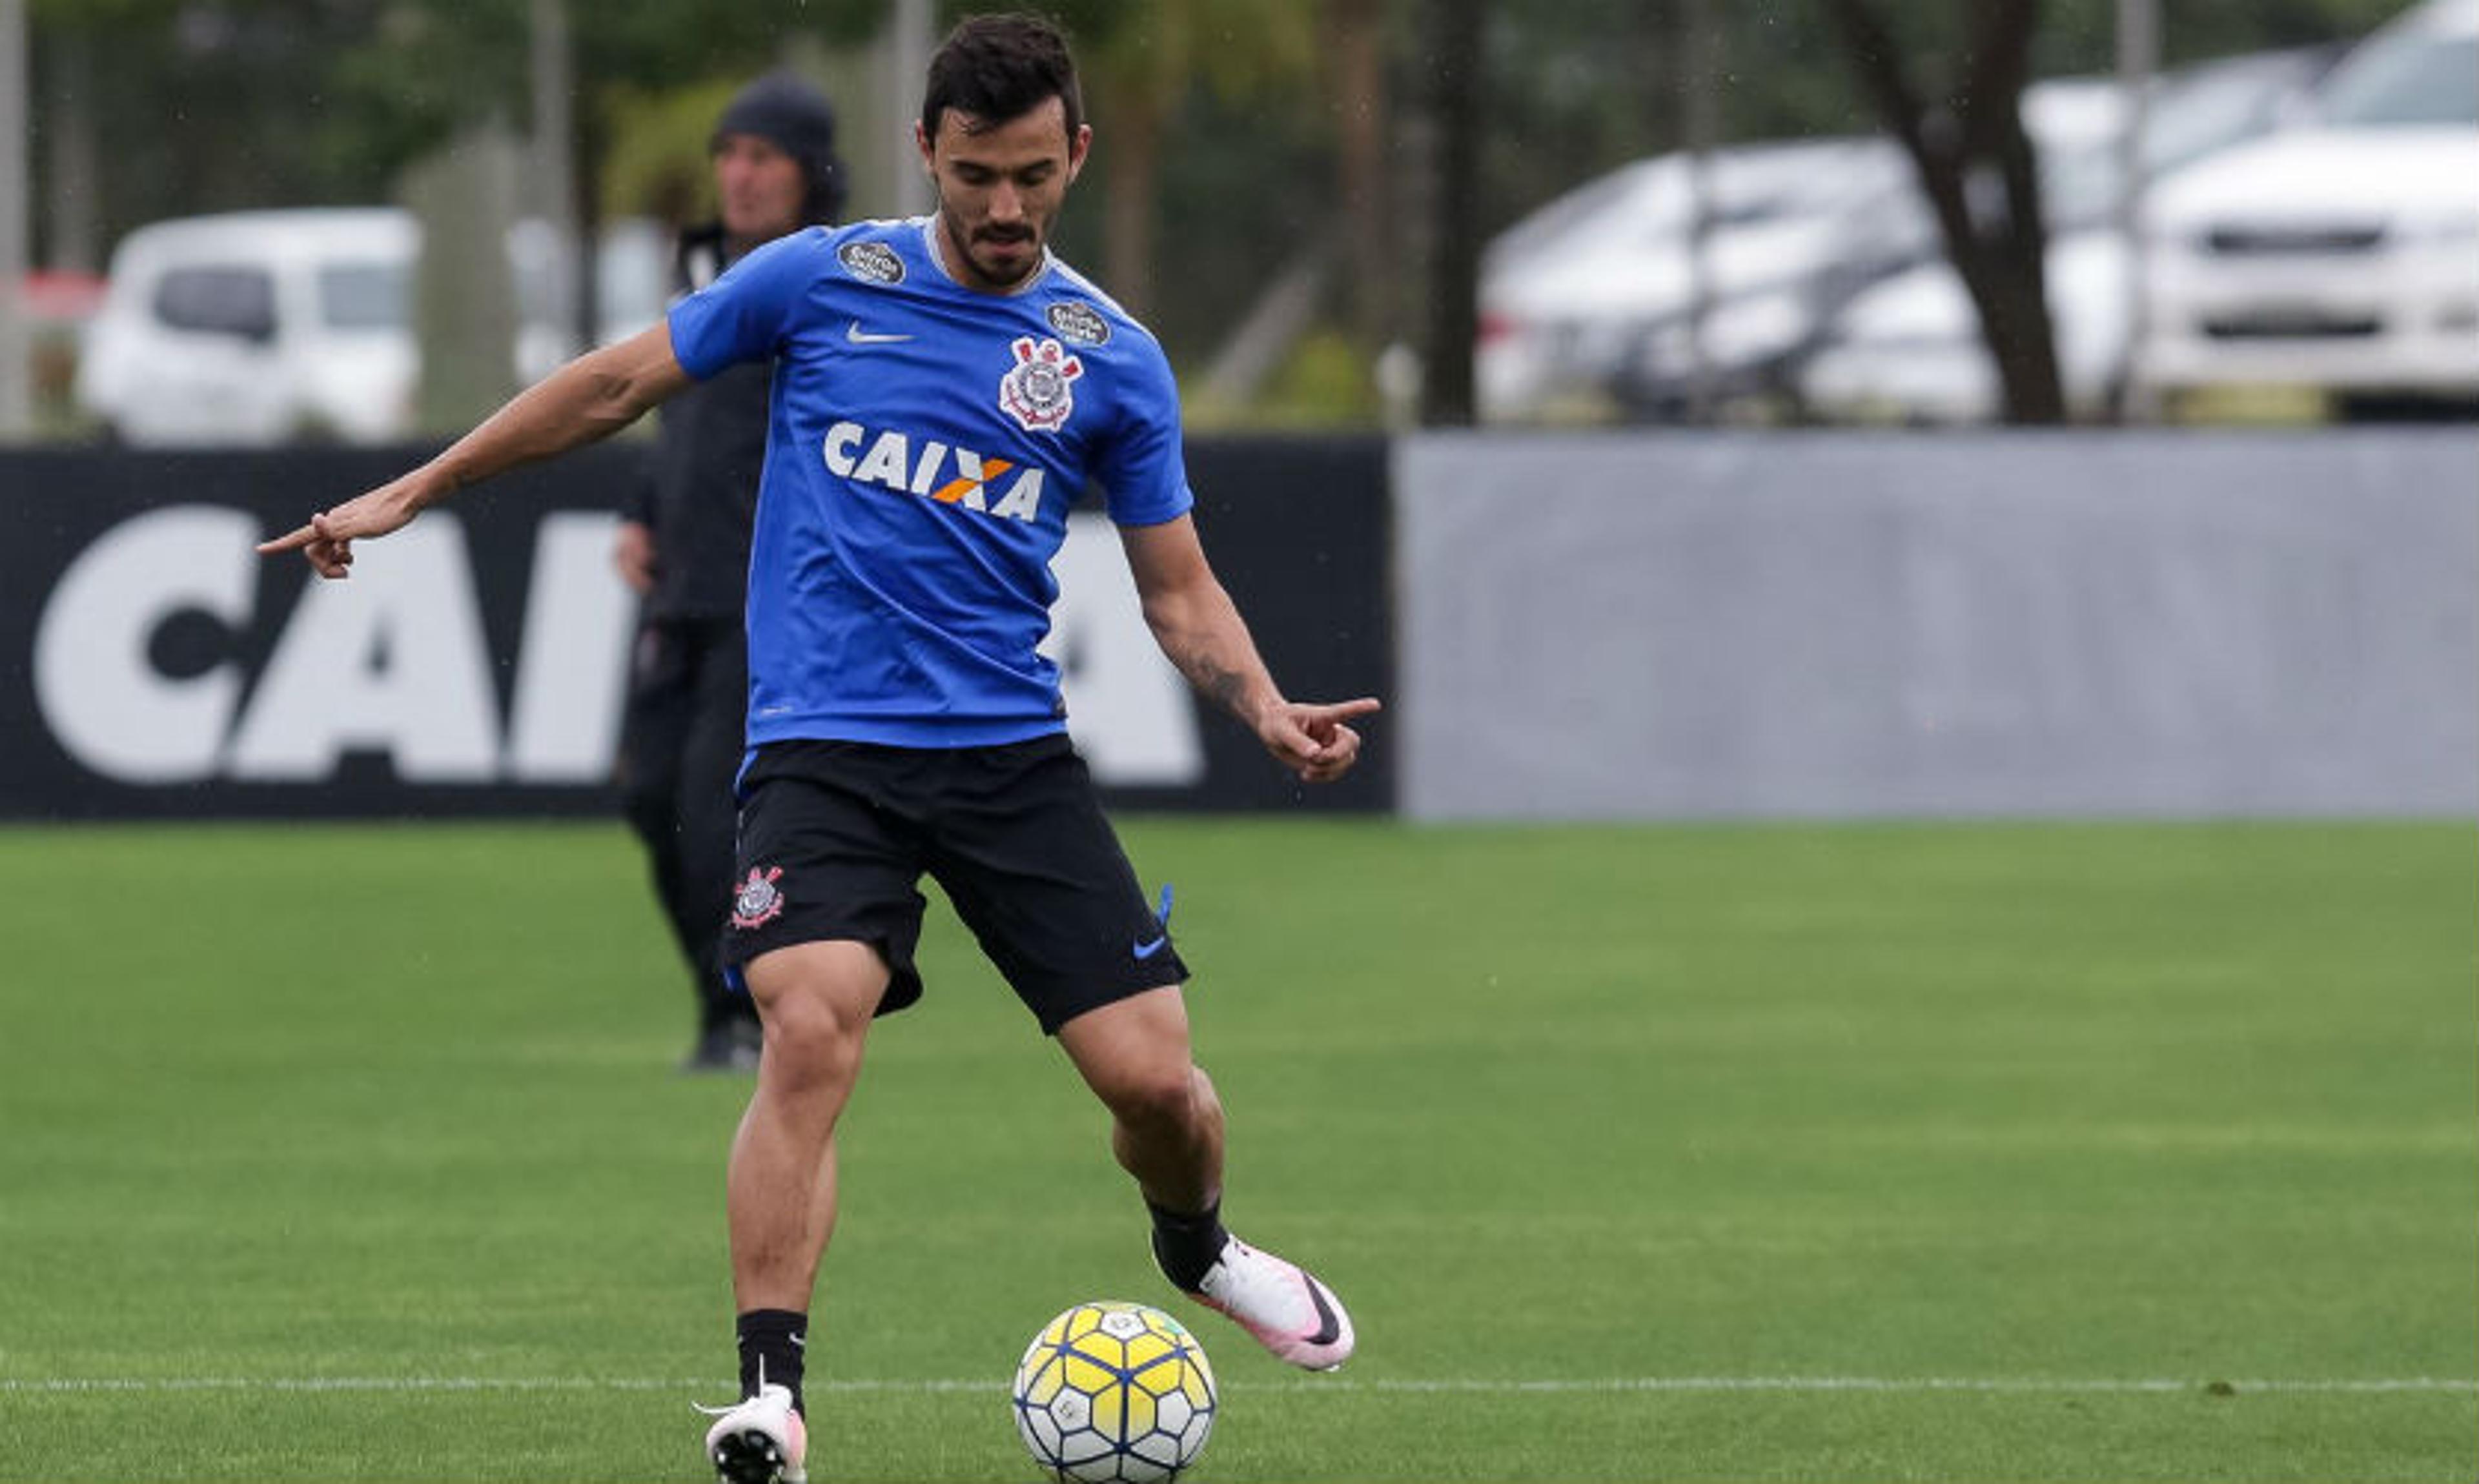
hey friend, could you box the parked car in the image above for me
[2134,0,2479,412]
[1797,46,2334,424]
[76,208,665,447]
[1476,136,1920,422]
[76,209,418,446]
[1474,81,2125,423]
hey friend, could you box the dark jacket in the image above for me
[628,72,845,621]
[626,227,771,622]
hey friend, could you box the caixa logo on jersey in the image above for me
[822,420,1050,522]
[19,500,1201,806]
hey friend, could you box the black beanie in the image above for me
[713,71,847,225]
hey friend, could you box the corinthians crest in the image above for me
[999,336,1083,433]
[730,866,786,930]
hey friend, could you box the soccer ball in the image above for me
[1011,1300,1217,1483]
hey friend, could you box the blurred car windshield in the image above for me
[2144,50,2331,170]
[318,259,409,331]
[2039,52,2327,228]
[1484,139,1908,276]
[2316,32,2479,126]
[154,265,276,338]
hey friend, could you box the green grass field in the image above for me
[1,818,2471,1482]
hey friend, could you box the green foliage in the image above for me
[32,0,881,252]
[1190,326,1385,428]
[1117,56,1334,363]
[320,0,880,187]
[30,0,2415,239]
[1071,0,1321,106]
[1,818,2472,1480]
[596,77,750,223]
[35,3,413,245]
[1257,327,1382,424]
[2151,0,2411,65]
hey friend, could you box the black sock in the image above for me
[735,1309,808,1414]
[1147,1197,1230,1292]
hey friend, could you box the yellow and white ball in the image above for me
[1012,1301,1217,1483]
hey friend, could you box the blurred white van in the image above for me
[77,209,420,446]
[76,208,668,447]
[2135,0,2479,409]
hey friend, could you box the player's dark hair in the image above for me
[921,12,1084,142]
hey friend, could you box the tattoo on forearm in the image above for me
[1194,659,1250,720]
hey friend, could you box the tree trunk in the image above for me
[1421,0,1485,426]
[1327,0,1392,356]
[42,25,99,273]
[1821,0,2067,424]
[572,105,605,351]
[1100,90,1163,322]
[1972,103,2065,423]
[1670,0,1722,422]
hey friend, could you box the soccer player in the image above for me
[614,73,846,1074]
[261,15,1371,1484]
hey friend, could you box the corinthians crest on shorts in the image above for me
[730,866,786,930]
[999,336,1083,433]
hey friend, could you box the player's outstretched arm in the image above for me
[1119,515,1381,784]
[257,322,694,579]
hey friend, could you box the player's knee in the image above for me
[754,985,870,1090]
[1099,1060,1208,1133]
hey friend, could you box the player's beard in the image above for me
[939,204,1043,292]
[974,228,1039,284]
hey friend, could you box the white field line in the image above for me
[3,1375,2473,1397]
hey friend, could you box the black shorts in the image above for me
[722,735,1190,1034]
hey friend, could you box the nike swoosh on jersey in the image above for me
[845,320,913,345]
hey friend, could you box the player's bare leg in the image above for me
[731,940,887,1310]
[1059,985,1224,1208]
[1059,986,1355,1371]
[703,939,888,1484]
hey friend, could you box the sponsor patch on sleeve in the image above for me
[1045,300,1111,346]
[837,240,906,285]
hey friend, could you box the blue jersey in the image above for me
[666,218,1194,750]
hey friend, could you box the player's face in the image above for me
[713,134,807,244]
[918,96,1090,293]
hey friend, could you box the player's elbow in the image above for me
[1136,566,1221,636]
[573,328,684,429]
[1138,588,1209,656]
[1137,587,1183,639]
[577,356,659,428]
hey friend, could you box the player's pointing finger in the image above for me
[255,522,318,555]
[1309,696,1383,724]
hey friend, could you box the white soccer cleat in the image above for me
[699,1381,808,1484]
[1187,1235,1355,1371]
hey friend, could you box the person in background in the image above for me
[615,73,847,1072]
